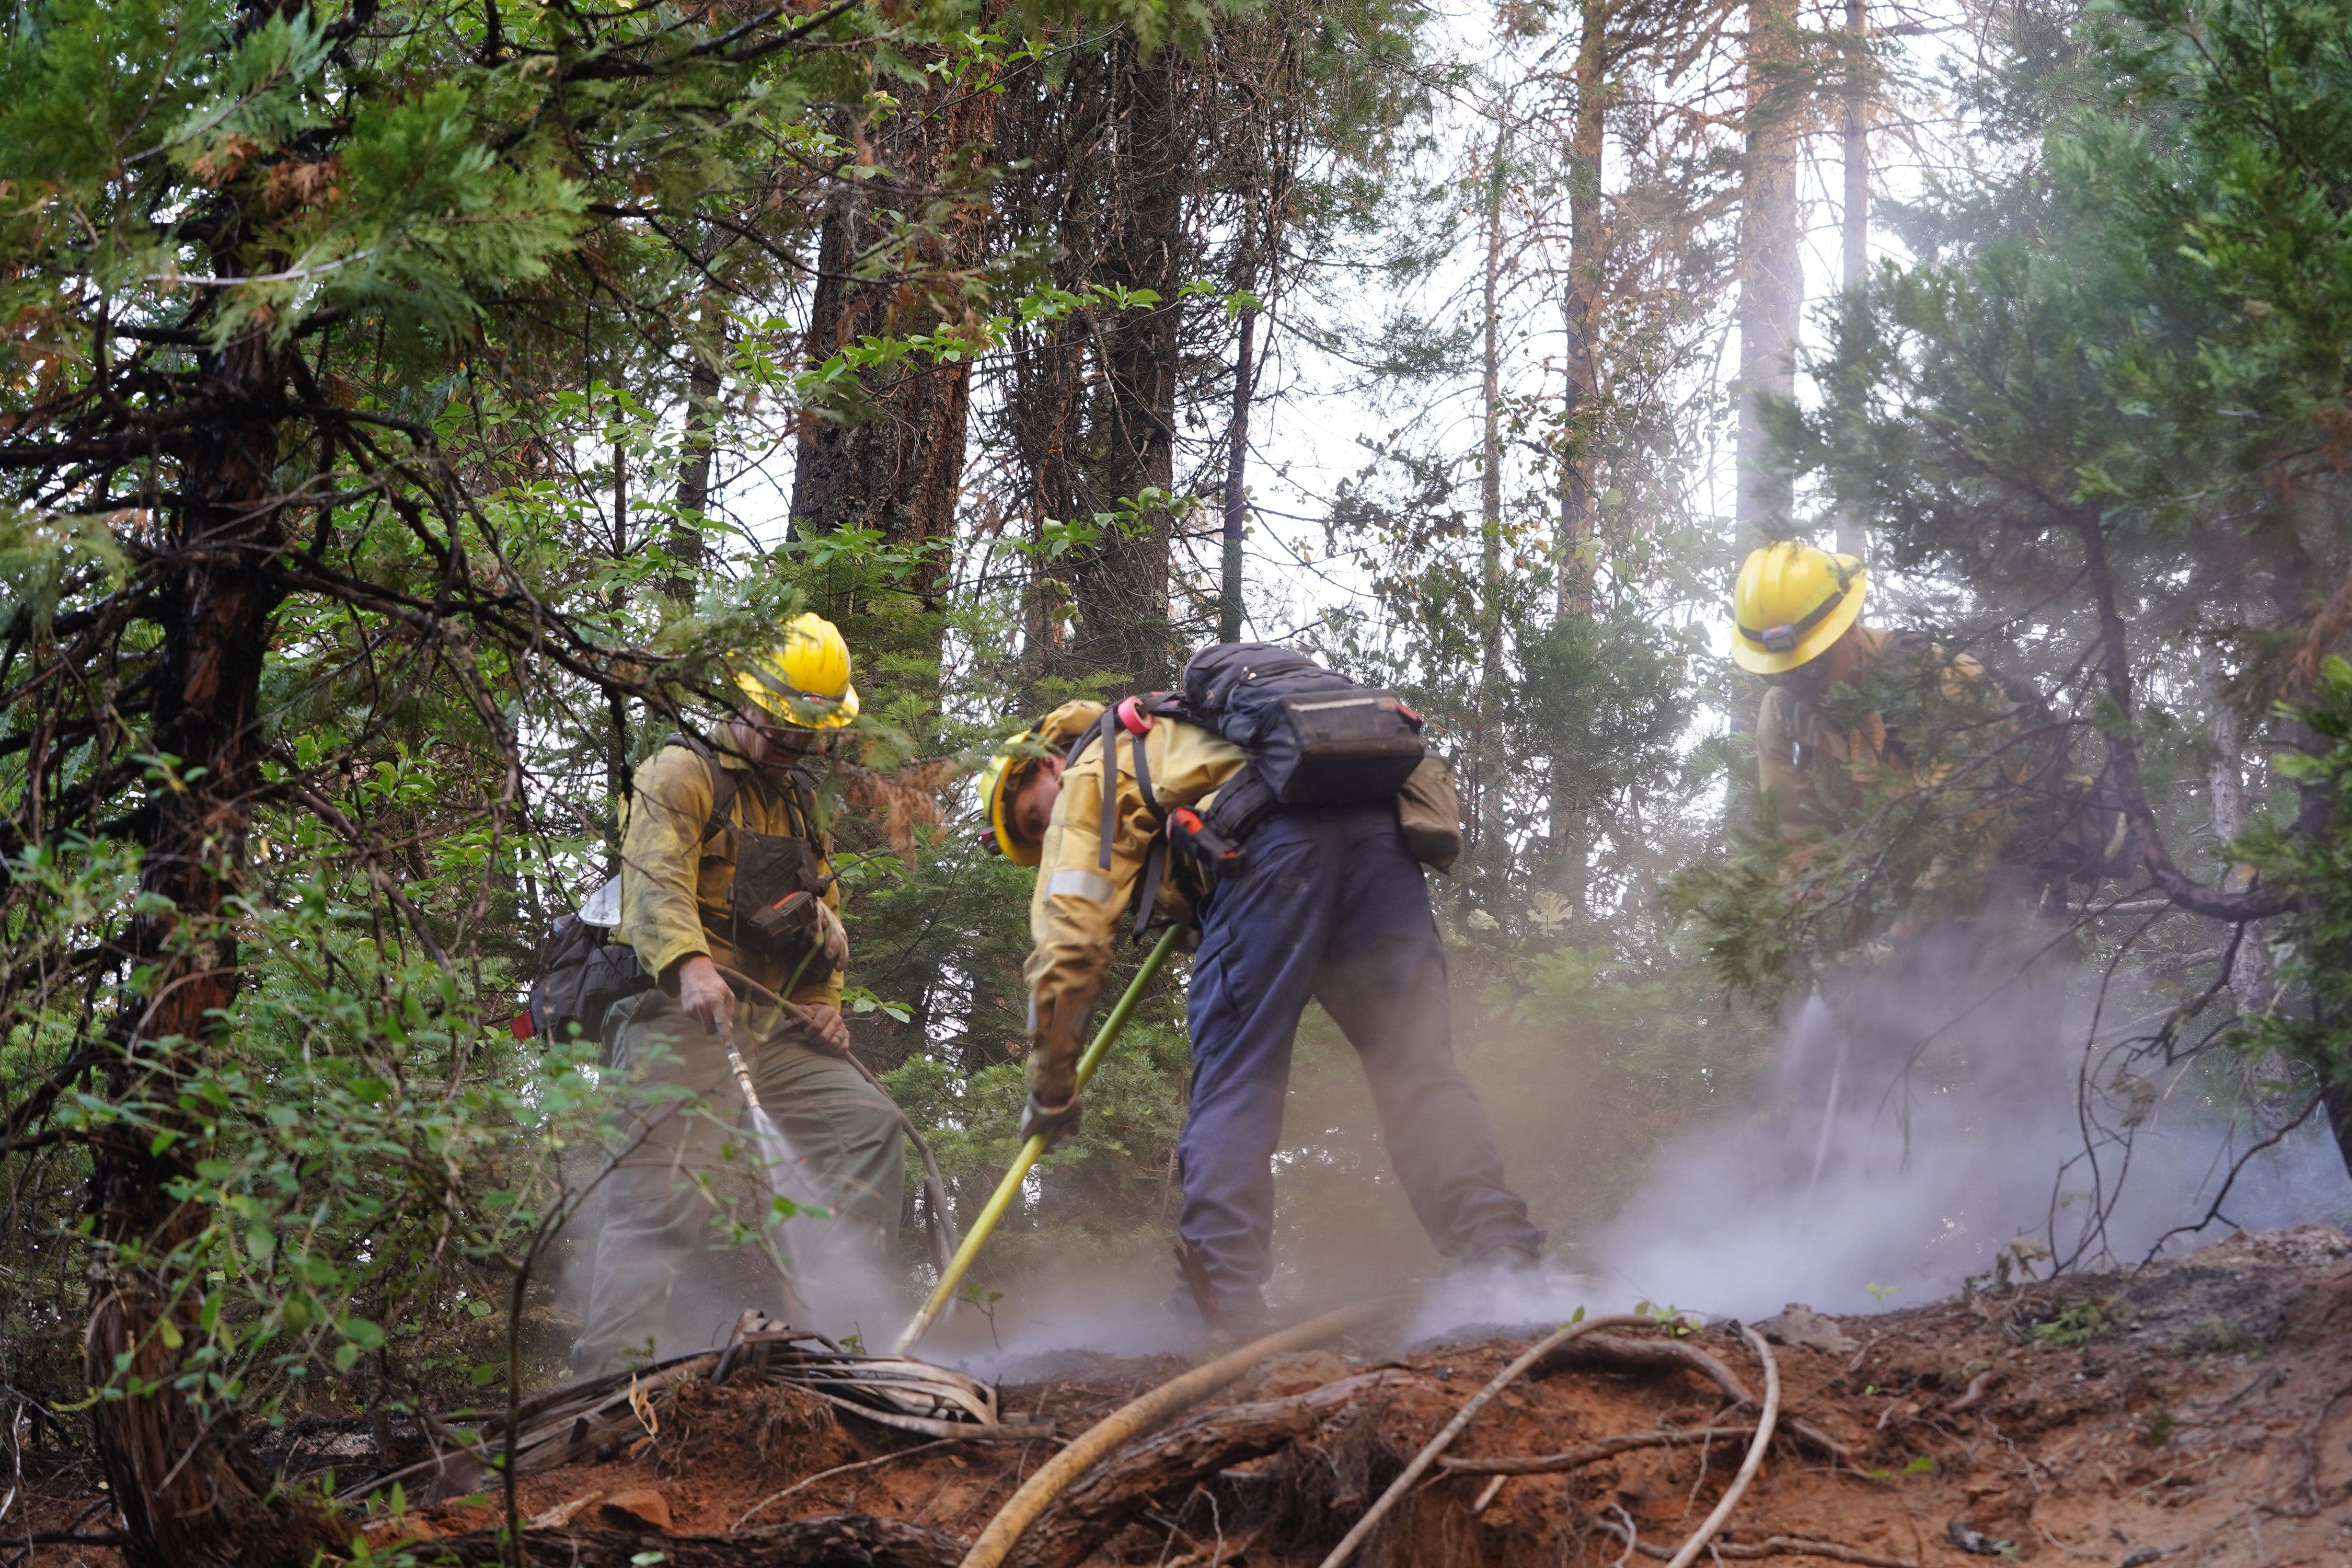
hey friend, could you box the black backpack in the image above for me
[525,910,648,1047]
[1176,642,1427,806]
[1074,643,1428,933]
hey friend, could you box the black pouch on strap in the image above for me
[731,830,828,958]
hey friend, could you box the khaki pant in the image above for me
[572,990,904,1374]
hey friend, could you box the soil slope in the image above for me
[19,1226,2352,1567]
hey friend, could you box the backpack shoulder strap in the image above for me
[662,732,739,846]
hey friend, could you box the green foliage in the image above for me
[2029,1295,2126,1347]
[2174,1313,2263,1357]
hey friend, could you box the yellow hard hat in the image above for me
[979,700,1106,866]
[1731,542,1866,675]
[732,611,860,729]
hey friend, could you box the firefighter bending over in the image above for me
[981,647,1543,1330]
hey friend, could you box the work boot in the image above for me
[1161,1284,1268,1340]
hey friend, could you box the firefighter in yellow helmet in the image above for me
[1733,541,2128,911]
[575,611,903,1373]
[1733,541,1894,833]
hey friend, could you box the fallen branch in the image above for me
[1540,1334,1750,1401]
[1440,1425,1759,1476]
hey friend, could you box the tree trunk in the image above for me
[789,66,998,586]
[1219,305,1255,643]
[1067,56,1185,689]
[1550,3,1607,916]
[1832,0,1867,559]
[2206,656,2288,1128]
[1734,0,1802,549]
[1558,0,1605,622]
[87,326,338,1568]
[1474,121,1511,891]
[670,327,720,601]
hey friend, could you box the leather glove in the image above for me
[812,898,850,975]
[1020,1091,1082,1148]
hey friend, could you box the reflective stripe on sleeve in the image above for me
[1047,869,1115,904]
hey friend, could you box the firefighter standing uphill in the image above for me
[1731,543,2131,1143]
[981,646,1543,1328]
[573,613,903,1375]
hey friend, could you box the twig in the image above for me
[1655,1327,1781,1568]
[1599,1521,1916,1568]
[1945,1369,1997,1415]
[730,1438,965,1531]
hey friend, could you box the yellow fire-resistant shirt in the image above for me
[1023,716,1246,1103]
[617,739,843,1008]
[1757,625,2020,910]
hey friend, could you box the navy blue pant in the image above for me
[1177,805,1543,1306]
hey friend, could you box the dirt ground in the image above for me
[18,1226,2352,1567]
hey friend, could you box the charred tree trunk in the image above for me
[1734,0,1802,548]
[790,68,998,583]
[86,325,337,1568]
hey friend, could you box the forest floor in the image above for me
[17,1226,2352,1568]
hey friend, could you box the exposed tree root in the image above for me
[1008,1371,1411,1568]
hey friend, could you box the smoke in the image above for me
[1589,927,2352,1323]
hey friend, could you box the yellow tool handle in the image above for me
[892,924,1184,1354]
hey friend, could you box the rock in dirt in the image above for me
[1754,1302,1859,1355]
[1945,1518,2016,1557]
[599,1488,672,1533]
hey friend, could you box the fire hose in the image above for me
[712,964,962,1277]
[892,923,1185,1355]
